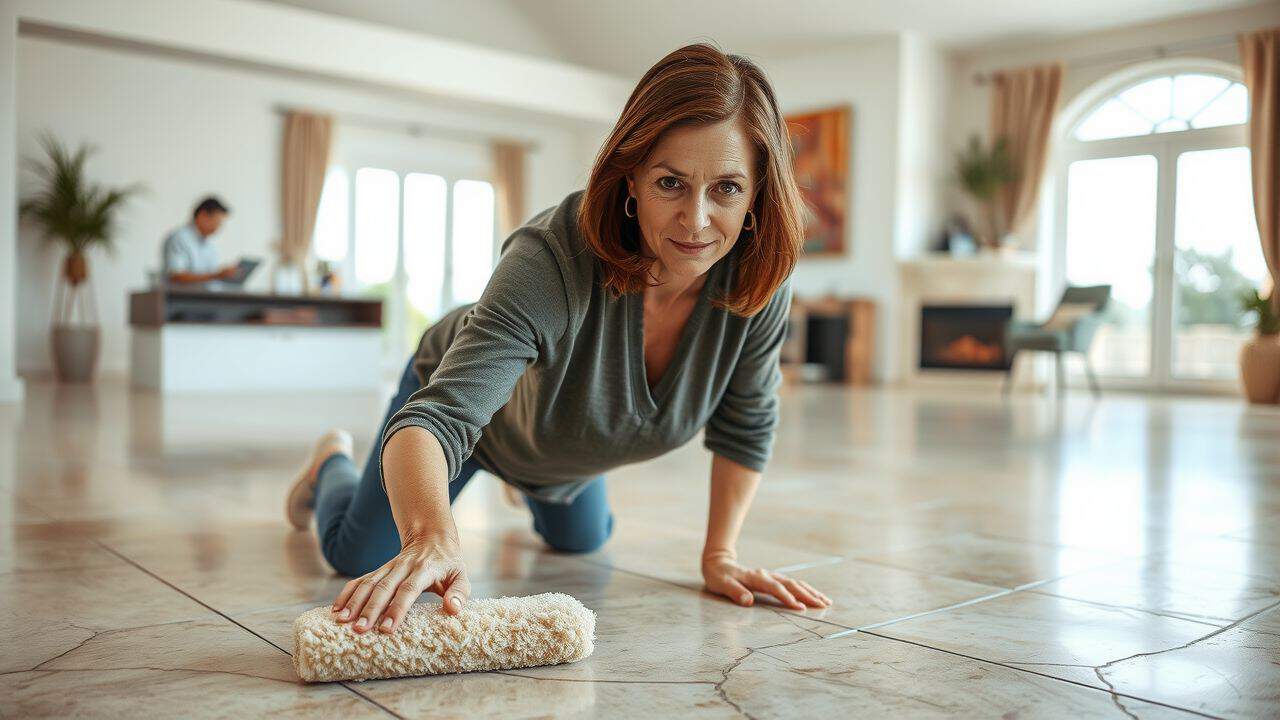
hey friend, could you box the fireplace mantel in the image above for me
[899,251,1037,274]
[898,252,1039,387]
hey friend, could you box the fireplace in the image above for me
[919,304,1013,371]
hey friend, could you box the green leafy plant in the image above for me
[19,132,142,286]
[1239,288,1280,336]
[953,134,1016,248]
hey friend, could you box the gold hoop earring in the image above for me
[624,195,637,218]
[742,210,756,231]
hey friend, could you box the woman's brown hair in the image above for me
[578,42,806,317]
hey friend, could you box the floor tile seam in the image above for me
[828,553,1014,588]
[971,530,1155,558]
[92,539,404,719]
[822,587,1019,639]
[847,548,1139,590]
[855,629,1225,720]
[770,555,846,573]
[1090,596,1280,673]
[1021,588,1234,628]
[12,497,58,522]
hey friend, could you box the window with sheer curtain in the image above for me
[1058,69,1266,387]
[311,167,497,361]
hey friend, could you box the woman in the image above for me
[285,43,832,636]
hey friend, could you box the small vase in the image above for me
[1239,333,1280,404]
[63,251,88,286]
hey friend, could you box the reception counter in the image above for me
[129,288,384,393]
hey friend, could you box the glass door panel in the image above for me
[403,173,448,354]
[1171,147,1268,380]
[1064,155,1159,378]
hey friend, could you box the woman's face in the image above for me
[625,118,758,286]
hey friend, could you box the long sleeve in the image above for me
[701,276,793,471]
[379,231,570,489]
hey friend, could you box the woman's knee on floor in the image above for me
[318,528,393,578]
[536,512,615,554]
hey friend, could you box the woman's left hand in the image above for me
[701,551,832,610]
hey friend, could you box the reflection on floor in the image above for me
[3,379,1279,717]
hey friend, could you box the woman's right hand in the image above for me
[330,535,470,635]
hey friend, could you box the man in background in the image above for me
[162,196,237,285]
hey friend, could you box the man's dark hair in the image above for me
[192,196,230,218]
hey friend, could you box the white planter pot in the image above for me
[52,325,100,383]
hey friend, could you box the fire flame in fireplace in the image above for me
[939,335,1002,365]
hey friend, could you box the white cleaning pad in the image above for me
[292,592,595,682]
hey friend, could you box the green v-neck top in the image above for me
[381,189,793,505]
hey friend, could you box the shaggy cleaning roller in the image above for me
[292,592,595,682]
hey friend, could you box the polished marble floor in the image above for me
[2,378,1279,718]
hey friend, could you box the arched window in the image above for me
[1072,73,1248,141]
[1052,61,1265,390]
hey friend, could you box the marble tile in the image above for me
[1142,534,1280,581]
[780,558,1007,630]
[353,566,839,717]
[242,554,839,680]
[15,472,245,524]
[0,522,123,573]
[85,521,349,616]
[7,378,1280,717]
[578,516,840,589]
[1033,557,1280,624]
[0,613,385,718]
[2,497,51,523]
[229,539,602,642]
[1095,604,1280,718]
[721,632,1195,718]
[727,509,968,559]
[1224,512,1280,546]
[0,560,215,673]
[342,670,732,719]
[234,555,839,718]
[874,590,1233,696]
[93,520,564,616]
[853,532,1124,589]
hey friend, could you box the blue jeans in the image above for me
[312,355,614,577]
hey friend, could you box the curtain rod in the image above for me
[272,104,540,152]
[971,32,1240,85]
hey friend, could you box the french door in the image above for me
[1053,125,1267,391]
[317,131,498,375]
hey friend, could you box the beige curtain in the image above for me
[989,62,1064,240]
[492,140,526,240]
[1241,27,1280,312]
[280,111,333,289]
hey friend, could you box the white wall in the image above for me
[761,39,902,382]
[895,32,950,260]
[262,0,573,64]
[14,34,595,378]
[0,3,21,402]
[761,36,951,383]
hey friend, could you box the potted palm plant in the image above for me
[1238,288,1280,404]
[19,133,141,382]
[953,134,1016,251]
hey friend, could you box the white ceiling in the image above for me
[261,0,1267,77]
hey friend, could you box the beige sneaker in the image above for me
[286,429,355,531]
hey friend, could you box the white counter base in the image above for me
[131,324,383,393]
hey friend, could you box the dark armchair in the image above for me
[1003,285,1111,397]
